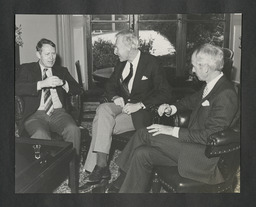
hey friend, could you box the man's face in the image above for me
[114,36,131,62]
[36,44,56,68]
[191,57,207,81]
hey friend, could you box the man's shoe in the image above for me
[84,165,111,183]
[105,183,120,193]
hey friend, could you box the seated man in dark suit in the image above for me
[106,43,239,193]
[83,30,172,183]
[15,38,83,159]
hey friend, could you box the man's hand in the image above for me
[122,103,142,115]
[147,124,174,136]
[113,96,125,107]
[40,76,64,88]
[158,103,172,117]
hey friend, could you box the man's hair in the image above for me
[36,38,56,52]
[192,43,224,71]
[115,30,139,49]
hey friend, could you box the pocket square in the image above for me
[141,76,148,80]
[202,100,210,106]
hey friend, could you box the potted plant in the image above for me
[15,25,23,68]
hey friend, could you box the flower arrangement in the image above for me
[15,25,23,47]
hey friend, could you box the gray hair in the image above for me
[116,30,139,49]
[192,43,224,71]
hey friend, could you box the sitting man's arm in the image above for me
[60,67,84,95]
[147,103,179,137]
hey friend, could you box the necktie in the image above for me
[121,63,133,95]
[202,85,209,99]
[43,69,54,116]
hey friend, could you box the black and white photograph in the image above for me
[1,0,256,206]
[14,13,241,194]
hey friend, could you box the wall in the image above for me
[15,15,58,64]
[229,14,242,84]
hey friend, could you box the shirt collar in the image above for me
[39,62,52,74]
[206,72,223,92]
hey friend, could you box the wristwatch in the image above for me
[139,102,146,109]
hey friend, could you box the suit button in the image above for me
[128,99,131,101]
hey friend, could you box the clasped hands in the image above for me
[113,97,142,115]
[40,76,64,88]
[148,103,174,136]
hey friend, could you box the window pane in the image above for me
[92,24,129,71]
[92,15,129,21]
[140,14,177,20]
[92,22,129,33]
[186,21,225,74]
[139,22,177,68]
[187,14,225,21]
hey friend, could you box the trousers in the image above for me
[24,108,81,156]
[83,103,135,172]
[116,128,181,193]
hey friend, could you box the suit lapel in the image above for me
[118,61,127,79]
[203,76,226,100]
[130,53,146,94]
[34,62,42,81]
[188,76,227,127]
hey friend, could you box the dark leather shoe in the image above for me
[105,183,120,193]
[84,165,111,183]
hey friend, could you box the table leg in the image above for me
[69,149,78,193]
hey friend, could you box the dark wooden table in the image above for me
[15,137,78,193]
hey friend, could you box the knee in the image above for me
[63,124,81,137]
[134,128,151,142]
[95,103,117,117]
[133,146,151,162]
[30,129,51,140]
[96,103,110,113]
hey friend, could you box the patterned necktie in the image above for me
[121,63,133,95]
[202,85,209,99]
[43,69,54,116]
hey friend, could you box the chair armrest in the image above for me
[15,95,24,121]
[66,94,83,125]
[205,128,240,158]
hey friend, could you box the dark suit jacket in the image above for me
[15,62,83,135]
[174,75,238,184]
[105,52,172,129]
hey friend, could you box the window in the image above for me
[86,14,229,88]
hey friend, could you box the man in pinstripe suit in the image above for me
[106,43,239,193]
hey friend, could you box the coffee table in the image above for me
[15,137,78,193]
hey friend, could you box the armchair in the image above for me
[15,93,85,139]
[151,110,240,193]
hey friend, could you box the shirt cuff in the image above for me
[170,105,177,115]
[140,102,146,109]
[172,127,180,138]
[37,81,42,90]
[62,80,69,92]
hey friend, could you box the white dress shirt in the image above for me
[37,64,69,111]
[122,50,141,93]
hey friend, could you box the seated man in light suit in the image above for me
[84,30,172,183]
[15,38,83,159]
[106,43,239,193]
